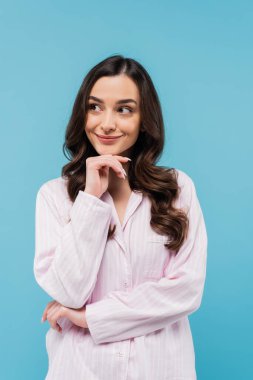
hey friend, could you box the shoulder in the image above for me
[36,176,72,222]
[37,176,69,201]
[173,168,197,208]
[174,168,195,190]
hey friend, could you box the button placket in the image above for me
[123,272,132,290]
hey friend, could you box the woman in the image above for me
[34,55,208,379]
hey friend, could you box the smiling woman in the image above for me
[84,74,141,160]
[33,54,207,380]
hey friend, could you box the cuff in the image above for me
[70,190,112,221]
[85,299,114,345]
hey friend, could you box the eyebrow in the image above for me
[88,95,137,105]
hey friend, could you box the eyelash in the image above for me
[87,103,133,114]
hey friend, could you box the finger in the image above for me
[47,303,67,320]
[94,154,131,161]
[89,161,125,179]
[111,155,131,162]
[44,303,61,326]
[101,155,130,165]
[90,155,130,167]
[98,158,126,177]
[47,306,65,333]
[41,300,57,322]
[87,156,127,179]
[46,303,61,320]
[49,319,62,333]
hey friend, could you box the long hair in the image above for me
[61,55,189,254]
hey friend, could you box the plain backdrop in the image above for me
[0,1,252,379]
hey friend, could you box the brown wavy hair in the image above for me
[61,54,189,254]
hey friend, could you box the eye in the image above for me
[88,103,100,112]
[118,106,133,114]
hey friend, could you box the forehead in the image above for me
[90,75,140,101]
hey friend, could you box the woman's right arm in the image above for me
[33,184,112,309]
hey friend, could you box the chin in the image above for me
[91,140,132,157]
[94,146,121,156]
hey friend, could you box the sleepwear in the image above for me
[34,168,207,380]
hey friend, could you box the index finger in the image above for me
[41,300,56,322]
[112,155,131,161]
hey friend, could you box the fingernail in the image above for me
[41,317,44,323]
[122,169,127,177]
[126,157,131,161]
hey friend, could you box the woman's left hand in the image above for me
[41,300,88,333]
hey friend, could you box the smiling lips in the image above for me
[96,134,123,139]
[96,133,123,144]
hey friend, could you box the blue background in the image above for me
[1,1,252,379]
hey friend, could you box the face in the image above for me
[84,74,141,157]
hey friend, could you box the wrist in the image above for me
[84,189,100,198]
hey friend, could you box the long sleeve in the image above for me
[85,176,208,344]
[33,184,112,308]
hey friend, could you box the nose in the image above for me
[101,109,116,133]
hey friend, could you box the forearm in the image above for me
[34,188,112,308]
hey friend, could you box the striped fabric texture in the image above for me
[34,169,208,380]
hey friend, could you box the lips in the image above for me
[96,134,123,140]
[95,133,123,145]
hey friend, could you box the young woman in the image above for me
[34,55,208,380]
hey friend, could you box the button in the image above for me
[116,352,124,357]
[123,281,128,288]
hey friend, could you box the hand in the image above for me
[84,154,130,198]
[41,300,88,333]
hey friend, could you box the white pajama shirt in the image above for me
[34,168,208,379]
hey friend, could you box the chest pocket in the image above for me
[143,234,170,280]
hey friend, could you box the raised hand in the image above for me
[84,154,131,198]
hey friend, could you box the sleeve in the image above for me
[33,185,112,309]
[85,176,208,344]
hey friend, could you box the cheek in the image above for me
[120,118,140,134]
[86,114,99,129]
[130,125,141,139]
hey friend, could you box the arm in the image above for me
[85,176,208,344]
[33,184,112,309]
